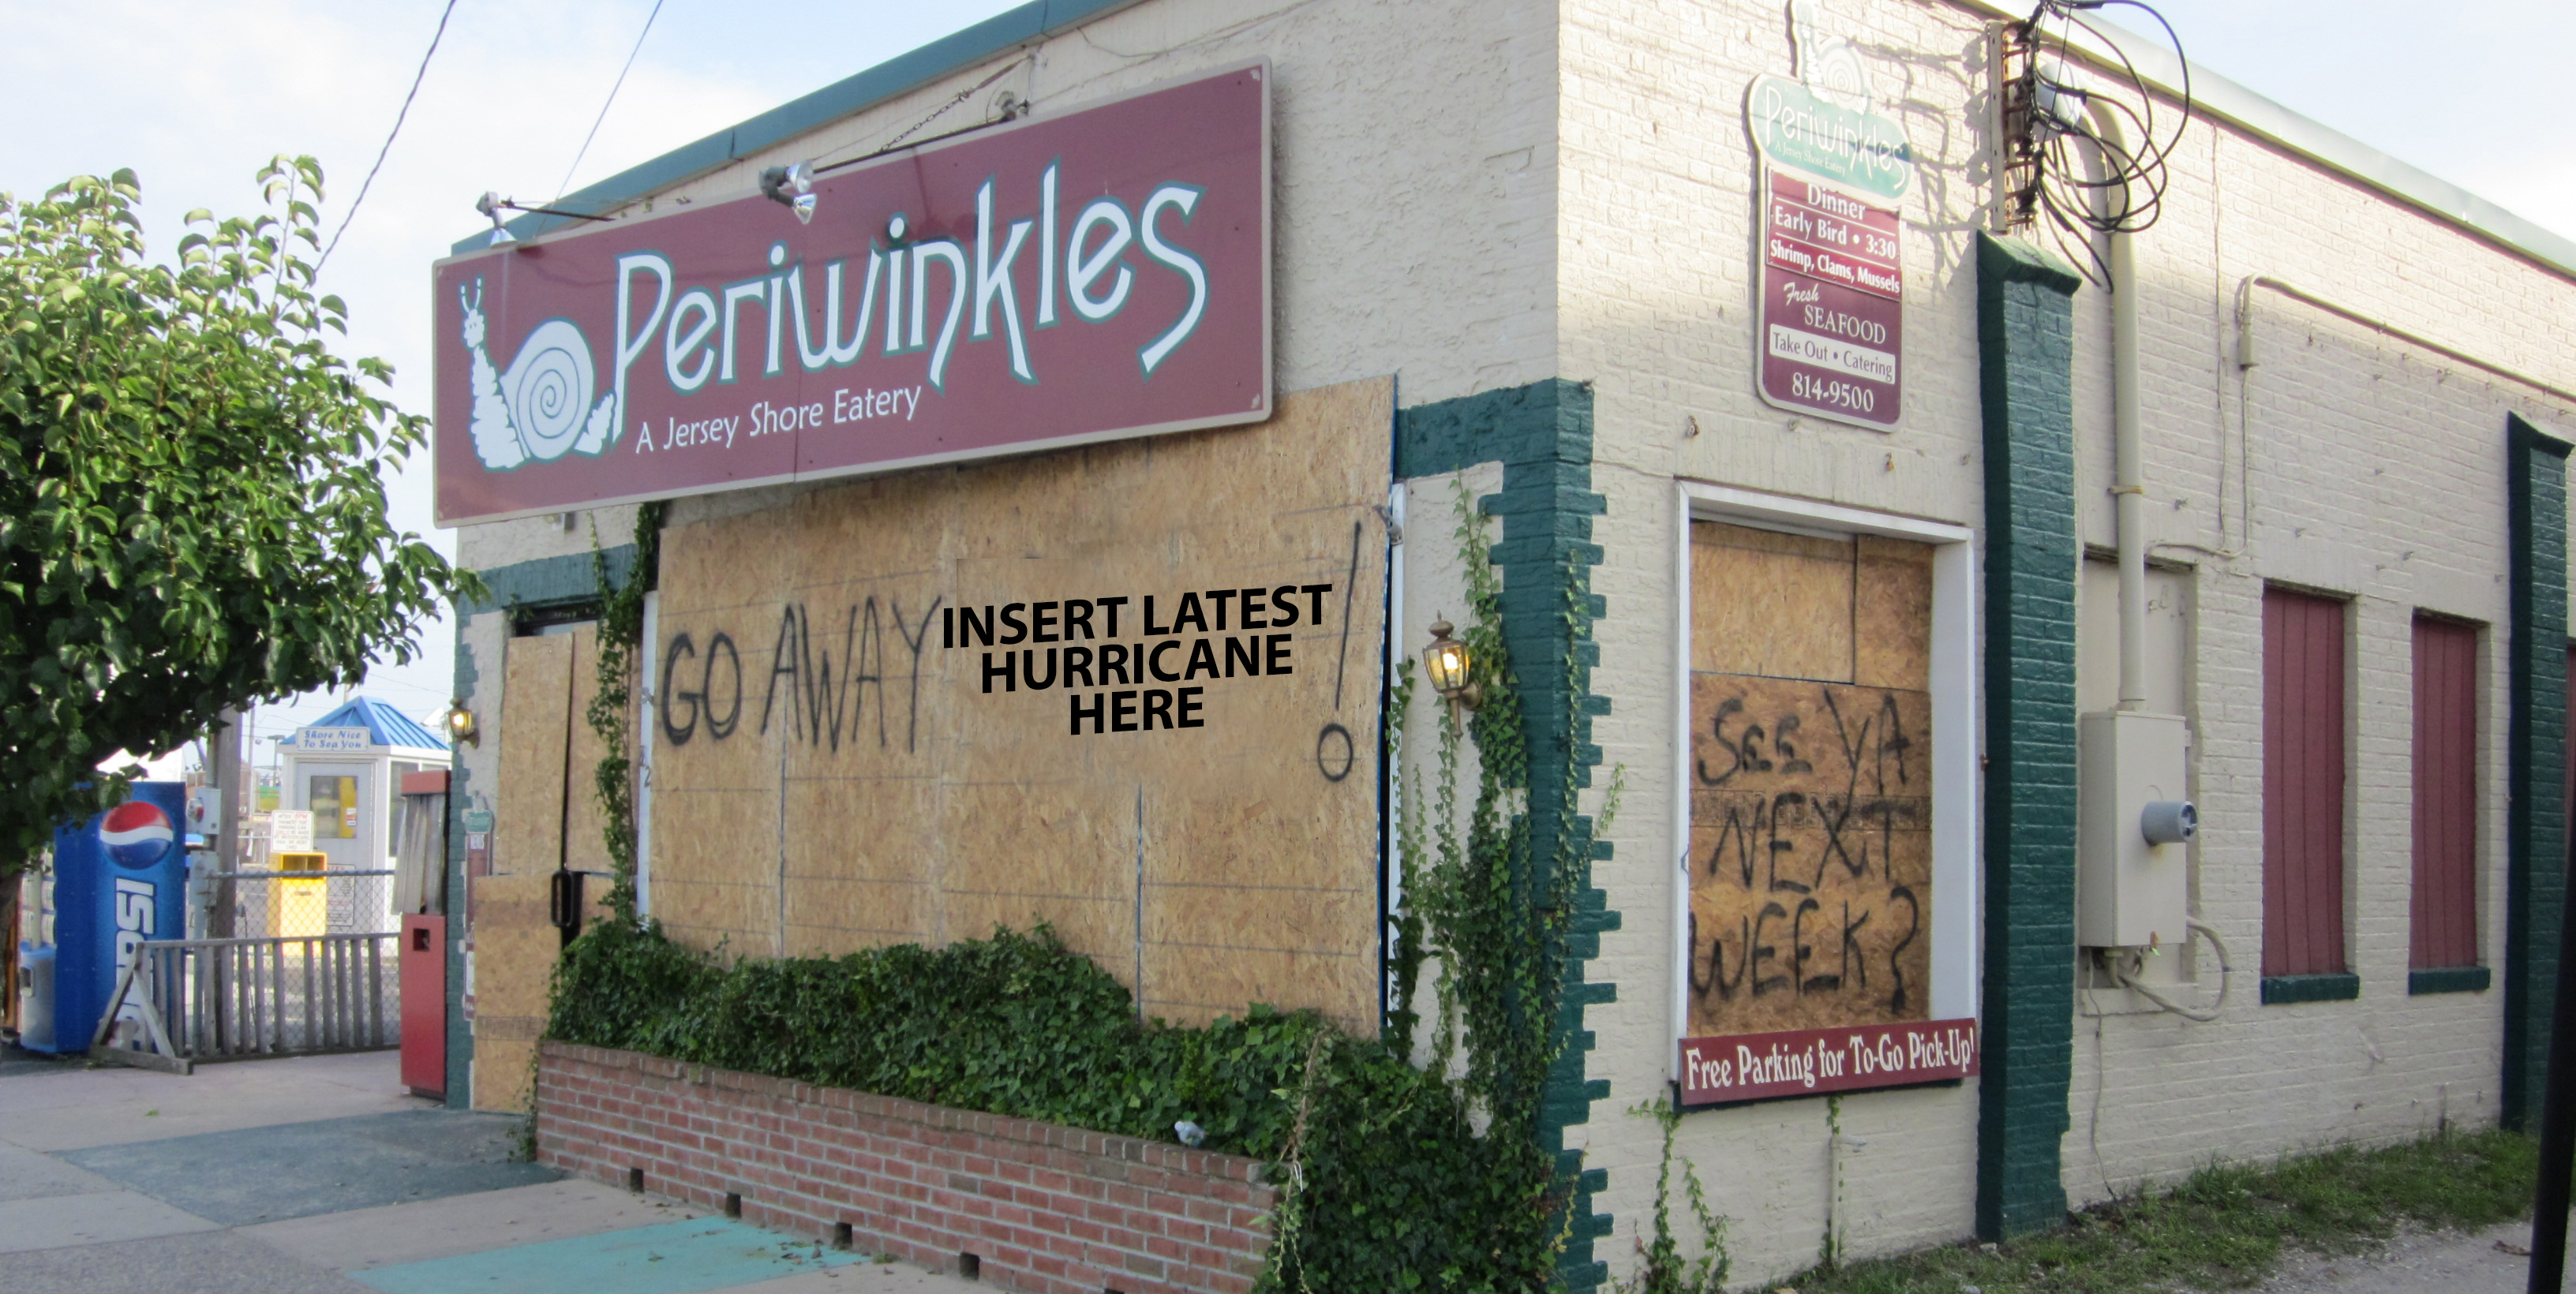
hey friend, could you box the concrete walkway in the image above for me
[2230,1221,2570,1294]
[0,1046,972,1294]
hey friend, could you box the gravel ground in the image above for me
[2220,1220,2568,1294]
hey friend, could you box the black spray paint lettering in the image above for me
[658,631,743,745]
[754,597,942,752]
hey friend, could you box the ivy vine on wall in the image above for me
[587,500,663,922]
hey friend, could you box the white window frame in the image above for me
[1668,481,1981,1079]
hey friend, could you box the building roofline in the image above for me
[1956,0,2576,282]
[455,0,2576,285]
[451,0,1148,252]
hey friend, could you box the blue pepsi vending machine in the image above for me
[38,781,189,1053]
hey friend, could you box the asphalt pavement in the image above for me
[0,1044,973,1294]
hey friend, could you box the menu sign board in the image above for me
[432,65,1271,526]
[1744,17,1915,432]
[1759,167,1902,427]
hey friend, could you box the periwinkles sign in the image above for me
[432,65,1271,526]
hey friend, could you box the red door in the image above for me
[400,914,446,1098]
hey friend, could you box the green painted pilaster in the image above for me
[1973,233,2083,1240]
[2504,413,2570,1131]
[1395,379,1616,1292]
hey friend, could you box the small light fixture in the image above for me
[475,192,516,247]
[759,163,816,225]
[1421,618,1481,719]
[444,701,480,747]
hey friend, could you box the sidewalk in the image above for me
[0,1045,973,1294]
[2238,1221,2569,1294]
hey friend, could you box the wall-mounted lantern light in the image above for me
[1422,618,1481,720]
[444,701,480,748]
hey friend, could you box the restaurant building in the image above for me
[433,0,2576,1285]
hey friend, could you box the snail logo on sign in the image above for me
[1747,1,1915,430]
[459,282,618,471]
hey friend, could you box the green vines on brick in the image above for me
[588,501,664,922]
[1377,481,1621,1284]
[1612,1100,1730,1294]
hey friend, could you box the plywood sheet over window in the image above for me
[647,378,1391,1031]
[1685,520,1934,1037]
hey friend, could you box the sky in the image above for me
[2,0,2569,773]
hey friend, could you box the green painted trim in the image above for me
[1972,232,2083,1242]
[2410,966,2492,996]
[2504,413,2571,1130]
[2260,973,2362,1004]
[451,0,1149,251]
[461,548,635,619]
[1394,377,1616,1291]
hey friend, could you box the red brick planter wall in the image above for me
[534,1042,1276,1294]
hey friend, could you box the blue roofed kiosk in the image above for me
[281,697,451,922]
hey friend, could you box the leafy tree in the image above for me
[0,157,473,880]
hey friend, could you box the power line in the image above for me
[553,0,668,204]
[319,0,461,271]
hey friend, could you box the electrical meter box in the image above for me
[2077,710,2191,948]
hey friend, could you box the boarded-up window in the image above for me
[2410,617,2479,970]
[2263,588,2348,978]
[1685,521,1932,1036]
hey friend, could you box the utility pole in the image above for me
[209,705,244,937]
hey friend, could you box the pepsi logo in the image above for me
[99,801,176,871]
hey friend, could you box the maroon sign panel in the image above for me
[1757,166,1901,428]
[1679,1018,1977,1106]
[432,65,1270,525]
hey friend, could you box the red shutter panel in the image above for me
[2263,589,2349,978]
[2409,618,2478,970]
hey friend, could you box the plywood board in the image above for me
[466,870,608,1113]
[1685,675,1933,1037]
[1686,524,1938,1041]
[495,634,572,876]
[562,626,618,878]
[645,377,1391,1030]
[1853,534,1933,692]
[1690,521,1855,681]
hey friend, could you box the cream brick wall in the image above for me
[462,0,1562,576]
[1558,0,2576,1285]
[444,0,2576,1282]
